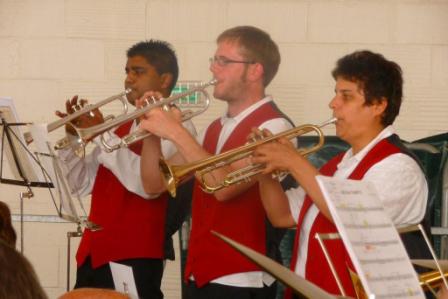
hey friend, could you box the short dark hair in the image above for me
[217,26,280,87]
[332,50,403,126]
[127,40,179,92]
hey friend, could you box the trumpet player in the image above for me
[251,50,428,298]
[139,26,296,299]
[56,40,196,299]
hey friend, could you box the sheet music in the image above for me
[0,97,45,183]
[316,175,425,299]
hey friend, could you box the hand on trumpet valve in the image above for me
[246,127,271,144]
[136,90,166,108]
[250,128,296,175]
[55,95,104,135]
[138,91,183,140]
[136,91,162,123]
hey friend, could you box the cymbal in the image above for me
[211,230,351,299]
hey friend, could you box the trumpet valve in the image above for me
[54,137,70,150]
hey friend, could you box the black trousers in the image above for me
[74,256,164,299]
[185,281,277,299]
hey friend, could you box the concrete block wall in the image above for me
[0,0,447,298]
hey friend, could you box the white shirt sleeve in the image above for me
[100,119,197,199]
[60,119,197,200]
[57,144,101,198]
[259,118,292,134]
[363,153,428,227]
[95,132,152,198]
[162,119,197,158]
[259,117,298,148]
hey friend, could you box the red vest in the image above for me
[185,102,289,286]
[286,135,405,298]
[76,122,168,268]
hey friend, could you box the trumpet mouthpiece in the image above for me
[209,78,218,85]
[320,117,337,128]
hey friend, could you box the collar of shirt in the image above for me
[336,125,395,178]
[219,96,273,126]
[215,96,273,154]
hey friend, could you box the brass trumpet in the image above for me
[54,79,216,155]
[160,118,336,197]
[350,268,448,298]
[420,270,448,292]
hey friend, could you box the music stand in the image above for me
[28,123,103,292]
[27,123,100,229]
[0,97,53,253]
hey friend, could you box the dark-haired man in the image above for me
[251,50,428,298]
[57,40,195,298]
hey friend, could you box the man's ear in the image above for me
[374,97,388,116]
[160,73,174,90]
[248,63,264,83]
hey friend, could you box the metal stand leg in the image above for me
[66,225,82,291]
[19,189,33,253]
[441,161,448,258]
[315,233,346,297]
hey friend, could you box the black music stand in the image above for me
[0,98,53,253]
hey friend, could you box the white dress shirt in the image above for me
[59,119,196,199]
[286,126,428,276]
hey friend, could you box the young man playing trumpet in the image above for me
[251,50,428,297]
[139,26,295,299]
[56,40,195,299]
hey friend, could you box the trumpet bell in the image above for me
[159,158,179,197]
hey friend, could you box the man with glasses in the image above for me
[139,26,295,299]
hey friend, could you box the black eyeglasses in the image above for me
[209,56,256,67]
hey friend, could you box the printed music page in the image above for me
[315,175,425,299]
[0,97,45,183]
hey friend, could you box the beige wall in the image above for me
[1,0,447,298]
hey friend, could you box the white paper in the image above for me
[316,175,425,299]
[109,262,139,299]
[0,97,45,183]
